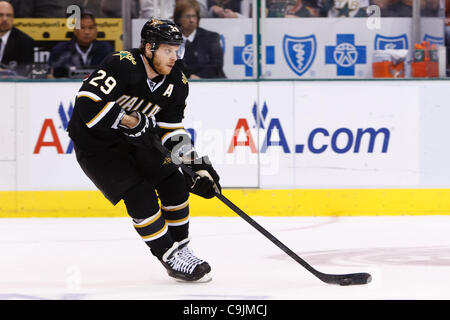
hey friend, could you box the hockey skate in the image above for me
[161,238,211,282]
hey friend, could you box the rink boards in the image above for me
[1,79,450,217]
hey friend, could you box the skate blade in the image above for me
[175,273,212,283]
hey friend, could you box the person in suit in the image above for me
[140,0,208,19]
[207,0,249,18]
[49,11,114,78]
[0,1,34,76]
[174,0,226,79]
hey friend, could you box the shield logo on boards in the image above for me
[423,34,444,46]
[283,34,316,76]
[374,34,408,50]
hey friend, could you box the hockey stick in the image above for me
[152,140,372,286]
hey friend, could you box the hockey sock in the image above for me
[156,171,190,243]
[124,181,174,259]
[132,209,174,259]
[161,199,190,242]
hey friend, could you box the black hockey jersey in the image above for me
[67,48,190,153]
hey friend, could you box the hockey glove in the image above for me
[188,175,217,199]
[185,156,221,198]
[119,111,158,148]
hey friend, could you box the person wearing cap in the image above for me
[67,18,220,282]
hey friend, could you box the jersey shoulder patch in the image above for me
[181,72,188,85]
[113,51,137,65]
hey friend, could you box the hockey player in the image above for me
[67,18,221,282]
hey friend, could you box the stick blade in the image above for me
[319,272,372,286]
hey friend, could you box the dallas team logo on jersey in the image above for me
[181,72,188,85]
[374,34,408,50]
[113,51,137,65]
[283,34,316,77]
[162,157,172,165]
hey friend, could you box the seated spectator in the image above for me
[379,0,411,16]
[49,12,113,78]
[0,1,34,76]
[174,0,226,78]
[13,0,140,18]
[421,0,439,16]
[13,0,80,18]
[207,0,249,18]
[82,0,140,18]
[371,0,396,13]
[285,0,320,17]
[140,0,208,19]
[318,0,368,17]
[266,0,289,17]
[380,0,440,16]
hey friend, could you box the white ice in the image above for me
[1,216,450,300]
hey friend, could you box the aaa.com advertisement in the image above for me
[8,80,425,191]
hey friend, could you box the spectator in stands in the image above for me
[266,0,289,17]
[370,0,396,13]
[368,0,396,16]
[13,0,77,18]
[49,12,113,78]
[13,0,140,18]
[421,0,439,16]
[0,1,34,76]
[284,0,320,17]
[140,0,208,19]
[82,0,140,18]
[379,0,411,16]
[379,0,443,16]
[174,0,226,79]
[207,0,250,18]
[318,0,368,17]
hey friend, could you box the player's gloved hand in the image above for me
[119,111,158,148]
[187,175,217,199]
[185,156,221,198]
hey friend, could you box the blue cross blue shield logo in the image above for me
[283,34,316,77]
[423,34,444,46]
[374,34,408,50]
[325,34,366,76]
[234,34,275,77]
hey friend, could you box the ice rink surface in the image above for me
[1,215,450,300]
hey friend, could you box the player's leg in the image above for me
[156,169,190,242]
[123,179,210,282]
[74,142,209,281]
[155,170,212,282]
[123,181,174,259]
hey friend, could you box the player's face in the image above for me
[74,17,98,47]
[0,2,14,34]
[152,44,179,75]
